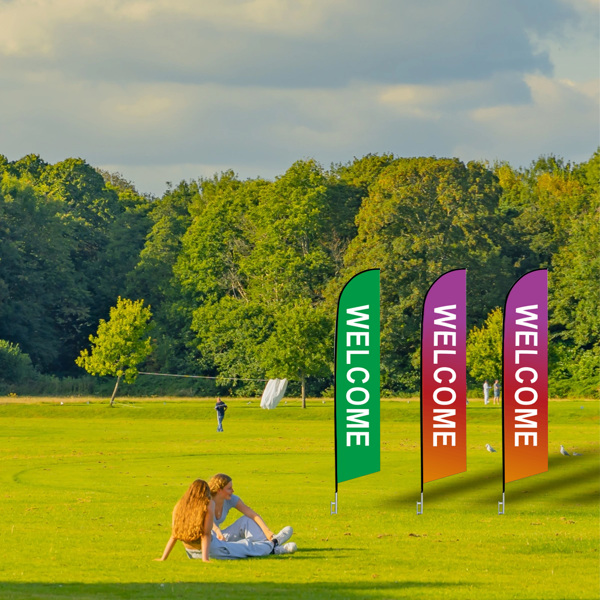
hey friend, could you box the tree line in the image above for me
[0,151,597,398]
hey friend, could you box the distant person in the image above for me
[493,380,501,405]
[215,397,227,432]
[154,479,296,562]
[483,380,490,405]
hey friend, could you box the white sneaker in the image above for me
[274,542,297,555]
[272,526,293,546]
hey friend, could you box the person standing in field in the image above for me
[493,380,500,405]
[483,380,490,405]
[154,479,296,562]
[215,397,227,432]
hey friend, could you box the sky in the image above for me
[0,0,598,197]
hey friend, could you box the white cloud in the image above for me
[0,0,597,196]
[378,73,533,120]
[3,70,597,196]
[559,0,599,15]
[528,0,599,83]
[0,0,352,60]
[461,75,599,164]
[470,75,598,133]
[0,0,562,87]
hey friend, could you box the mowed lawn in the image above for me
[0,397,597,600]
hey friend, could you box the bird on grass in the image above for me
[573,451,582,456]
[485,444,496,453]
[559,445,570,456]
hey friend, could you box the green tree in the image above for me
[320,155,397,271]
[0,157,156,376]
[550,211,599,350]
[0,340,37,384]
[39,159,131,335]
[175,172,252,305]
[497,155,591,271]
[134,180,205,373]
[76,297,155,405]
[243,160,333,304]
[259,300,332,407]
[336,157,512,392]
[466,307,503,383]
[191,298,272,395]
[8,153,48,182]
[136,180,199,306]
[0,174,87,371]
[178,162,338,401]
[547,153,600,396]
[497,150,599,397]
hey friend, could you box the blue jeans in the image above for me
[217,413,224,431]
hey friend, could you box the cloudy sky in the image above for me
[1,0,598,196]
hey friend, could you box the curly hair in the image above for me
[172,479,211,543]
[208,473,232,497]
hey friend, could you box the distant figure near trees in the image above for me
[483,380,490,405]
[493,380,500,405]
[215,397,228,432]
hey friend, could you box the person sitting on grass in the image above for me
[209,473,293,547]
[154,479,296,562]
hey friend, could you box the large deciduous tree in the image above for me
[0,158,152,374]
[259,300,332,407]
[0,174,87,371]
[336,157,512,392]
[547,151,600,396]
[178,161,336,402]
[76,297,155,405]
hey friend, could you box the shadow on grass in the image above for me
[299,547,360,552]
[383,452,599,508]
[0,580,474,600]
[384,465,500,508]
[480,458,600,507]
[564,489,600,504]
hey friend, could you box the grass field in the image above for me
[0,397,598,600]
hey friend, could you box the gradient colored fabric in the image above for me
[420,269,467,484]
[503,270,548,484]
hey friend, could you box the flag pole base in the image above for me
[330,492,338,515]
[416,491,423,515]
[498,492,505,515]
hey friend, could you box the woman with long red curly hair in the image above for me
[154,479,213,562]
[155,479,296,561]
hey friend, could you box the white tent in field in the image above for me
[260,378,288,410]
